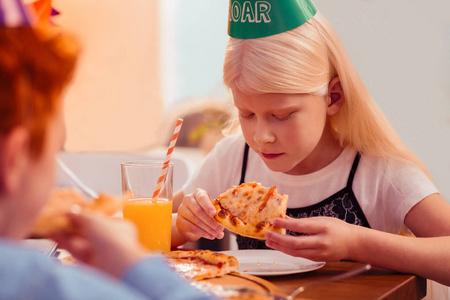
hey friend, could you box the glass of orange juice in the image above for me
[121,161,173,252]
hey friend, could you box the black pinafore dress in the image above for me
[236,144,371,250]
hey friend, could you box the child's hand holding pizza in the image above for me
[54,212,148,278]
[265,216,359,262]
[177,182,288,242]
[176,188,225,242]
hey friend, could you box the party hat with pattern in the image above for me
[29,0,58,25]
[0,0,34,27]
[228,0,317,39]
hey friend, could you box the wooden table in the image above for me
[264,261,426,299]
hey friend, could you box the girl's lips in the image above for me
[261,152,283,159]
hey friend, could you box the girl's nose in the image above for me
[253,121,275,145]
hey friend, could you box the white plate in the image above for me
[222,249,325,276]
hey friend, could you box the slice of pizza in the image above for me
[166,250,239,280]
[31,188,124,237]
[212,182,288,240]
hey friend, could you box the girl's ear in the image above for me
[0,127,30,195]
[327,76,345,115]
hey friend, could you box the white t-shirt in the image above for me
[182,134,438,234]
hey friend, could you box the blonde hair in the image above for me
[223,13,430,177]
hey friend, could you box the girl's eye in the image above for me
[239,112,254,119]
[274,112,293,121]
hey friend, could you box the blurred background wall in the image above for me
[54,0,163,152]
[315,1,450,202]
[53,0,450,201]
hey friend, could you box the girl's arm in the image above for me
[352,222,450,286]
[171,214,189,248]
[171,190,190,248]
[265,193,450,286]
[404,193,450,237]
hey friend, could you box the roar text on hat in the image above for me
[227,0,317,39]
[230,1,271,24]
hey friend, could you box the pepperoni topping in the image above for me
[258,186,276,212]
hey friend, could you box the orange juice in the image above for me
[123,198,172,252]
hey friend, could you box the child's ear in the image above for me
[327,76,345,115]
[0,127,30,195]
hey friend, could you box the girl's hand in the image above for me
[53,212,148,278]
[176,188,224,242]
[265,216,357,262]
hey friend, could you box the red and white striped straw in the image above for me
[152,118,183,198]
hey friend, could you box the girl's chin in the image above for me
[263,161,292,173]
[262,159,306,175]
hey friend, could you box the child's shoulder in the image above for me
[0,239,50,262]
[0,239,57,281]
[359,152,432,191]
[360,152,424,176]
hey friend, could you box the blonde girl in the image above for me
[173,0,450,288]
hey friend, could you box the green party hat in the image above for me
[228,0,317,39]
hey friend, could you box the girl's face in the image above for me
[233,87,341,175]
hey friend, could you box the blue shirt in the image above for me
[0,239,215,300]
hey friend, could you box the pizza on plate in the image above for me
[166,250,239,280]
[31,188,124,237]
[212,182,288,240]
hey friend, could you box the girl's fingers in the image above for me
[179,204,212,233]
[193,189,217,218]
[177,217,217,240]
[265,230,319,250]
[265,238,322,261]
[274,217,327,235]
[179,201,223,239]
[186,194,223,233]
[268,217,351,262]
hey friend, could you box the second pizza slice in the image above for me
[212,182,288,240]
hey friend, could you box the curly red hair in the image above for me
[0,26,79,156]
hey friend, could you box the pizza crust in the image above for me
[166,250,239,280]
[31,188,124,237]
[212,182,288,240]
